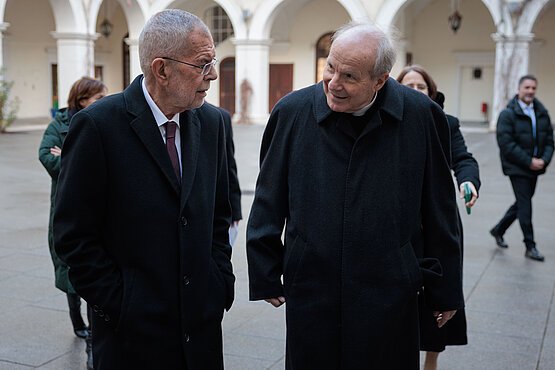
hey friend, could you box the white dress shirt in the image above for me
[141,77,182,170]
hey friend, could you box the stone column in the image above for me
[0,22,9,74]
[51,32,99,108]
[490,33,534,131]
[232,38,271,125]
[124,38,141,81]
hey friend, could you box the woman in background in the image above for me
[39,76,106,370]
[397,65,480,370]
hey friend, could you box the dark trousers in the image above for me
[493,175,538,248]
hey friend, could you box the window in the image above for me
[204,6,234,46]
[315,33,332,83]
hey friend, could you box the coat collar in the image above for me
[313,78,405,125]
[125,75,201,202]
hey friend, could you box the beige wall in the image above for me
[397,0,496,121]
[269,0,350,91]
[532,2,555,118]
[4,0,56,118]
[95,2,129,95]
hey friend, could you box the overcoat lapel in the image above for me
[179,109,201,211]
[130,113,181,195]
[125,75,181,195]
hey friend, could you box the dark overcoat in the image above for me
[38,108,74,294]
[247,79,464,369]
[53,75,234,369]
[418,114,480,352]
[497,95,554,177]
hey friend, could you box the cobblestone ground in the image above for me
[1,119,554,369]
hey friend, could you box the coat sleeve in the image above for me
[53,111,124,329]
[448,115,481,190]
[497,110,532,169]
[540,114,554,166]
[421,105,464,311]
[246,105,292,301]
[220,108,242,221]
[38,121,62,180]
[212,115,235,310]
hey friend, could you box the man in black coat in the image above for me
[247,22,463,369]
[490,75,554,261]
[53,10,234,369]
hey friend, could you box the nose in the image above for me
[205,65,218,81]
[327,73,341,91]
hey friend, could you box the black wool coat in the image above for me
[247,79,463,369]
[417,114,480,352]
[53,76,234,370]
[497,96,554,178]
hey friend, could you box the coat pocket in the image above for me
[400,241,424,292]
[115,268,136,333]
[283,234,308,288]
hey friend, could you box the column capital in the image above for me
[50,31,100,41]
[231,38,272,47]
[491,33,535,43]
[124,38,139,46]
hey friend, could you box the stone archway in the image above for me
[249,0,366,40]
[150,0,246,39]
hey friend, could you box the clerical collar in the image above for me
[352,91,378,117]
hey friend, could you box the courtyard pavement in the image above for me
[1,117,554,369]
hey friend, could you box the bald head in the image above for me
[331,22,396,78]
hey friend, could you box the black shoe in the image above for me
[525,247,545,262]
[67,293,88,338]
[490,228,508,248]
[74,327,89,339]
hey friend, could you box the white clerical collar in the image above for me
[141,77,180,128]
[352,91,378,117]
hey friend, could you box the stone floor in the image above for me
[0,118,554,369]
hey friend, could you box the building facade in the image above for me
[1,0,553,128]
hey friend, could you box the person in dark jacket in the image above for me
[247,22,463,370]
[53,10,233,370]
[398,65,480,370]
[490,75,553,261]
[206,103,242,244]
[39,76,106,369]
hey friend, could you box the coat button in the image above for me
[183,275,190,286]
[180,216,188,226]
[184,333,190,342]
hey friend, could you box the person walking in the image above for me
[397,65,480,370]
[247,22,463,369]
[38,76,106,369]
[490,75,553,261]
[53,10,234,370]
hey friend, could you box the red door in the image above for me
[219,57,235,115]
[269,64,293,112]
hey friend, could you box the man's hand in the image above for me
[50,145,62,157]
[433,310,457,328]
[459,181,478,208]
[265,296,285,307]
[530,158,545,171]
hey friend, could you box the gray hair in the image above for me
[139,9,210,79]
[331,21,396,78]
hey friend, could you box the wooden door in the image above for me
[269,64,293,112]
[219,57,235,115]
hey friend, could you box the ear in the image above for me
[374,73,389,91]
[151,58,170,86]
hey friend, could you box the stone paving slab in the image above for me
[1,123,555,369]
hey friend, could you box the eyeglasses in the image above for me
[161,57,218,76]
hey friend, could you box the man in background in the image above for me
[490,75,553,261]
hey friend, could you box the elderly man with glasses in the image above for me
[53,9,234,370]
